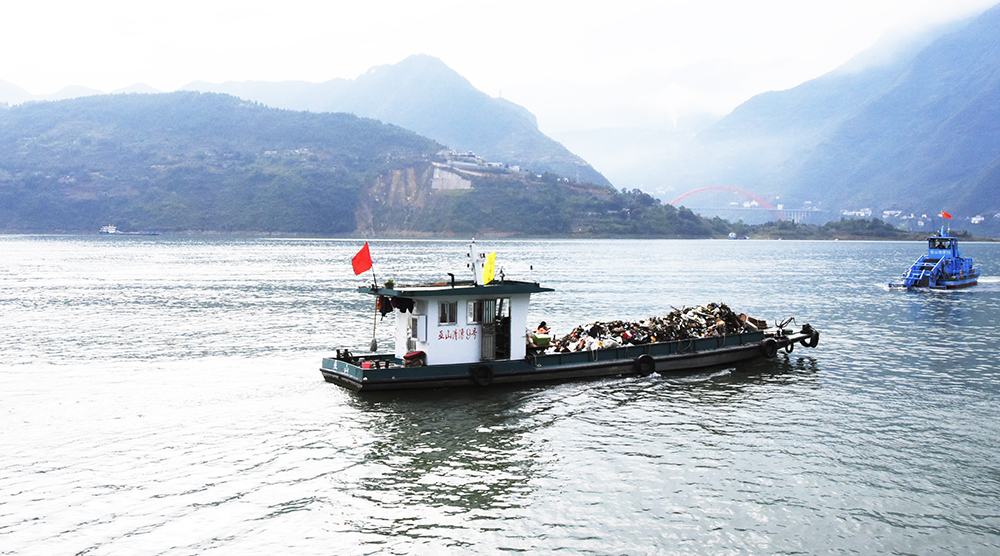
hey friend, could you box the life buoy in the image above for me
[760,338,778,358]
[470,365,493,387]
[634,354,655,376]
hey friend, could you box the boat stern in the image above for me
[320,356,364,390]
[320,350,403,391]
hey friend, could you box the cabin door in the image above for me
[480,298,510,361]
[481,299,497,361]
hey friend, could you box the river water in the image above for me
[2,235,999,555]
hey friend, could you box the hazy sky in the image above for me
[3,0,997,134]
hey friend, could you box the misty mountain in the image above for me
[0,92,441,233]
[551,112,722,193]
[0,81,110,105]
[182,55,609,186]
[643,4,1000,233]
[111,83,163,95]
[44,85,106,102]
[0,80,158,105]
[793,6,1000,218]
[0,91,718,237]
[0,80,36,105]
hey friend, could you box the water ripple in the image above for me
[2,236,1000,554]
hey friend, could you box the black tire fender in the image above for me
[784,342,794,354]
[760,338,778,358]
[800,330,820,348]
[470,365,493,387]
[634,354,655,376]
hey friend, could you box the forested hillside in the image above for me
[0,92,718,237]
[0,92,440,233]
[184,55,609,186]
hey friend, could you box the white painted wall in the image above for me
[508,294,530,360]
[390,292,534,365]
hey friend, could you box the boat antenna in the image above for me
[369,263,379,352]
[370,302,378,352]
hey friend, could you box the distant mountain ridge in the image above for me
[0,92,715,237]
[795,5,1000,216]
[0,80,37,105]
[0,92,440,233]
[649,3,1000,233]
[181,55,609,186]
[1,55,604,187]
[8,13,999,235]
[0,80,162,104]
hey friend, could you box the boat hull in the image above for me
[890,231,980,290]
[929,278,979,290]
[321,329,818,391]
[890,270,980,290]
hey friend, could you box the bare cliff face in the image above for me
[353,161,606,237]
[357,162,490,236]
[356,163,436,236]
[351,161,706,239]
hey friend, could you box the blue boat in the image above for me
[320,243,821,391]
[890,227,980,289]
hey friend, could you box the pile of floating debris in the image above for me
[545,302,769,353]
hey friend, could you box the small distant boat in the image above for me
[890,226,979,289]
[320,242,822,392]
[99,225,159,236]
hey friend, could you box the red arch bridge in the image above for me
[669,186,791,222]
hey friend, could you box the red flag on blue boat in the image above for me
[352,242,373,275]
[941,211,952,219]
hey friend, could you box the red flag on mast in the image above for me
[941,211,952,219]
[352,242,373,275]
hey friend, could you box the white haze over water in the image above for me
[2,0,997,135]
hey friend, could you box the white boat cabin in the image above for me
[362,245,552,366]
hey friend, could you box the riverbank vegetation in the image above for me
[718,218,983,241]
[0,93,981,240]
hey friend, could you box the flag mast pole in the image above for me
[369,257,378,352]
[370,302,378,352]
[352,241,379,352]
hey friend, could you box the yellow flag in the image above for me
[482,251,496,285]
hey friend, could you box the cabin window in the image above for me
[438,301,458,325]
[410,314,427,342]
[467,300,484,324]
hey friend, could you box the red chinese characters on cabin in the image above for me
[438,328,479,341]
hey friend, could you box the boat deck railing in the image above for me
[904,256,945,285]
[326,330,770,375]
[528,331,766,367]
